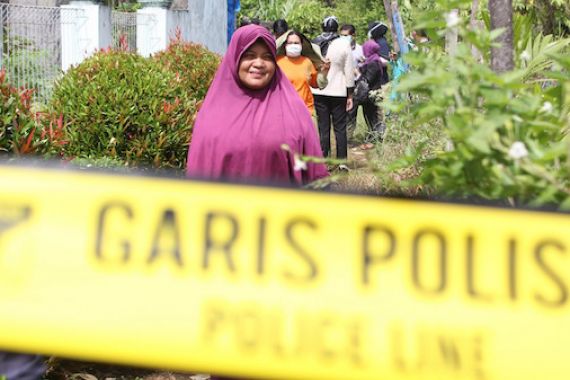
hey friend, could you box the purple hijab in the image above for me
[362,40,382,66]
[186,25,328,185]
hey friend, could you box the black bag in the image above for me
[314,34,339,57]
[353,76,370,104]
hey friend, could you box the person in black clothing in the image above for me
[367,21,391,85]
[272,19,288,39]
[239,16,261,28]
[358,39,387,145]
[312,16,339,57]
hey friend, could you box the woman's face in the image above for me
[286,34,302,46]
[238,40,276,90]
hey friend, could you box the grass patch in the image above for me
[333,106,447,196]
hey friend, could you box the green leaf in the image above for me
[561,196,570,211]
[529,187,558,207]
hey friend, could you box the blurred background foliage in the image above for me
[238,0,569,41]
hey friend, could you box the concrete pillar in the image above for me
[61,1,112,71]
[136,8,190,57]
[188,0,227,54]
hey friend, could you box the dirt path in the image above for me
[331,143,382,193]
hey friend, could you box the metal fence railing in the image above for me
[0,5,167,104]
[112,11,137,52]
[1,3,60,103]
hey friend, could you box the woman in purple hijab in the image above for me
[357,40,387,148]
[186,25,329,185]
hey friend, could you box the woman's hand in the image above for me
[321,58,331,73]
[346,97,354,111]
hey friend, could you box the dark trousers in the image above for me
[361,97,385,140]
[314,95,348,159]
[347,101,360,141]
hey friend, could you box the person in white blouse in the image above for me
[312,16,355,170]
[340,24,366,142]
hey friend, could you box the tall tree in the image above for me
[383,0,400,52]
[535,0,556,36]
[489,0,514,72]
[446,9,459,56]
[470,0,483,61]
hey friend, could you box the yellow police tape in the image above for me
[1,164,570,380]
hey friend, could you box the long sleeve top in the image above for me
[360,61,384,90]
[352,43,365,71]
[375,37,392,83]
[375,37,391,60]
[311,38,355,98]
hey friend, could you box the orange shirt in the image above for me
[277,55,318,114]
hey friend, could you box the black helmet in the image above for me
[368,21,388,39]
[322,16,339,32]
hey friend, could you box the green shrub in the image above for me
[389,1,570,209]
[70,155,131,170]
[238,0,387,42]
[0,68,39,155]
[153,33,220,101]
[286,0,331,37]
[114,1,141,12]
[49,50,198,169]
[329,0,387,43]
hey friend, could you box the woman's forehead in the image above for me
[232,26,276,63]
[287,34,301,43]
[244,39,271,53]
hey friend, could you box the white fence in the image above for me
[0,1,227,104]
[112,10,137,52]
[0,3,76,103]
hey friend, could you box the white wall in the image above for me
[137,8,191,57]
[61,2,112,71]
[188,0,227,54]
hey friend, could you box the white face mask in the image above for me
[340,35,352,43]
[285,44,302,57]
